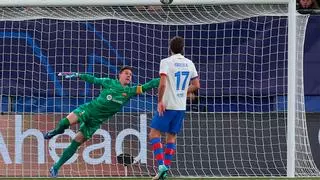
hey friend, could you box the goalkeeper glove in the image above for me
[58,72,79,79]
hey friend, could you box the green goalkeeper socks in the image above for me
[54,117,70,134]
[53,140,81,170]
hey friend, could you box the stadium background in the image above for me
[0,14,320,176]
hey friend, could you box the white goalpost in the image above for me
[0,0,319,178]
[286,0,296,177]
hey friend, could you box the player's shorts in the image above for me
[73,104,102,140]
[150,110,185,134]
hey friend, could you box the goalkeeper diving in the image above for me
[44,66,159,178]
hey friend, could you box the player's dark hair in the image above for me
[170,36,184,54]
[119,66,133,74]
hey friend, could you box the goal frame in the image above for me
[0,0,298,177]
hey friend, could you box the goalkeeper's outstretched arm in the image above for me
[141,78,160,93]
[130,78,160,96]
[58,72,110,86]
[78,74,110,85]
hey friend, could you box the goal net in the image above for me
[0,2,319,177]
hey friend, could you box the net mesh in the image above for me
[0,3,318,177]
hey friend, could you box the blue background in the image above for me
[0,15,318,113]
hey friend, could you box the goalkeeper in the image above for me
[44,66,159,178]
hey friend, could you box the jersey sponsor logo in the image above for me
[177,93,184,97]
[106,95,112,100]
[79,110,85,116]
[111,99,123,104]
[106,94,123,104]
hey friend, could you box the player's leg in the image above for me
[163,110,185,169]
[150,128,168,180]
[44,104,89,140]
[44,112,78,139]
[150,111,174,167]
[150,111,175,180]
[149,128,164,166]
[164,133,176,169]
[49,120,98,177]
[50,131,86,177]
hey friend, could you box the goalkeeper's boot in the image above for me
[44,130,58,140]
[49,166,59,178]
[152,165,168,180]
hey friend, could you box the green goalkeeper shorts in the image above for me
[72,104,101,140]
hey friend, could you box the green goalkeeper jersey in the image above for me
[76,74,159,123]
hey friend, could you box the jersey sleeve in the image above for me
[78,74,111,86]
[190,63,199,80]
[126,78,160,98]
[141,78,160,92]
[159,60,169,76]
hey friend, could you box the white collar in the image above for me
[171,53,184,58]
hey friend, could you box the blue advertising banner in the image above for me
[304,15,320,95]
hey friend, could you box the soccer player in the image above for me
[44,66,159,178]
[149,36,200,180]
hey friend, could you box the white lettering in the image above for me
[0,131,12,164]
[83,129,111,164]
[1,114,148,165]
[111,99,123,104]
[115,114,147,164]
[49,129,77,164]
[15,115,44,164]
